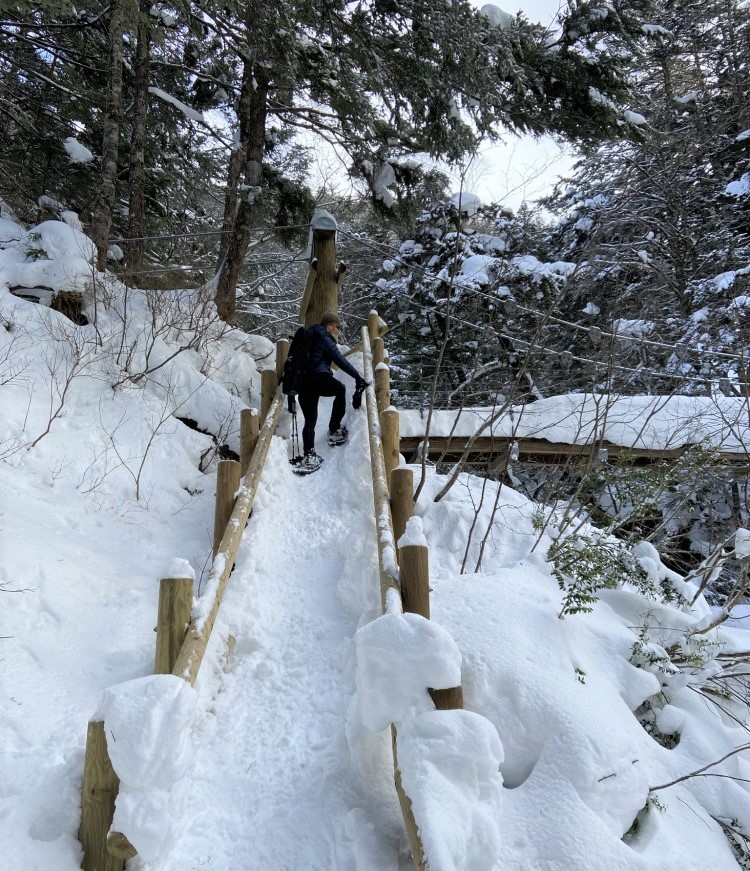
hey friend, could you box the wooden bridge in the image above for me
[77,214,457,871]
[76,213,750,871]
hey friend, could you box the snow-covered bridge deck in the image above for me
[398,394,750,465]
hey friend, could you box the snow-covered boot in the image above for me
[296,450,324,474]
[327,426,348,447]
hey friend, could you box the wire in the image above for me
[354,272,743,390]
[337,228,749,365]
[108,224,312,245]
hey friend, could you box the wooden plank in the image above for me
[399,435,749,465]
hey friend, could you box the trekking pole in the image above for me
[288,392,302,465]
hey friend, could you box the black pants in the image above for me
[298,372,346,453]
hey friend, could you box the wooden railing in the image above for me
[78,355,286,870]
[361,314,464,870]
[77,218,466,868]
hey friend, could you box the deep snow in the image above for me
[2,210,750,870]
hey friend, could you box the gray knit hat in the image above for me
[320,309,340,327]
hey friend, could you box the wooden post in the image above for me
[213,459,241,557]
[305,215,339,325]
[390,467,414,549]
[381,408,399,490]
[298,259,317,325]
[79,721,124,871]
[399,543,430,619]
[375,363,390,414]
[398,542,463,708]
[276,338,289,383]
[260,369,277,423]
[240,408,259,477]
[343,320,389,359]
[372,336,385,369]
[154,575,193,674]
[368,310,380,342]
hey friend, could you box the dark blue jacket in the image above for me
[308,323,360,380]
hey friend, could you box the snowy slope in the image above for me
[3,213,750,870]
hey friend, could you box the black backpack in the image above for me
[281,326,316,394]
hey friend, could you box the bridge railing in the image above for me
[361,313,465,870]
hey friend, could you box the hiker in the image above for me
[296,309,367,472]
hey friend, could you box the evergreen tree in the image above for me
[543,0,750,392]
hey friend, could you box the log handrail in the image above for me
[361,325,426,870]
[362,326,400,614]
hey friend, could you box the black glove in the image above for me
[352,378,368,410]
[287,391,297,414]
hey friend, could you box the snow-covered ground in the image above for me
[3,210,750,870]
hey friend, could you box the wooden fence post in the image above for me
[399,540,464,709]
[368,310,380,342]
[276,338,289,383]
[260,369,277,423]
[213,459,241,557]
[428,684,465,710]
[240,408,259,477]
[154,575,193,674]
[79,721,124,871]
[305,214,339,325]
[298,259,317,325]
[399,543,430,619]
[375,362,390,414]
[390,467,414,550]
[372,335,385,369]
[381,408,400,491]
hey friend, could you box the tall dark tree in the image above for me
[209,0,656,323]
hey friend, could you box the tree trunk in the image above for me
[125,0,151,282]
[91,0,128,272]
[214,64,269,324]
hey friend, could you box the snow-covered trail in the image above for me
[148,404,407,870]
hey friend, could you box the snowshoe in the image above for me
[327,426,348,447]
[291,451,324,475]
